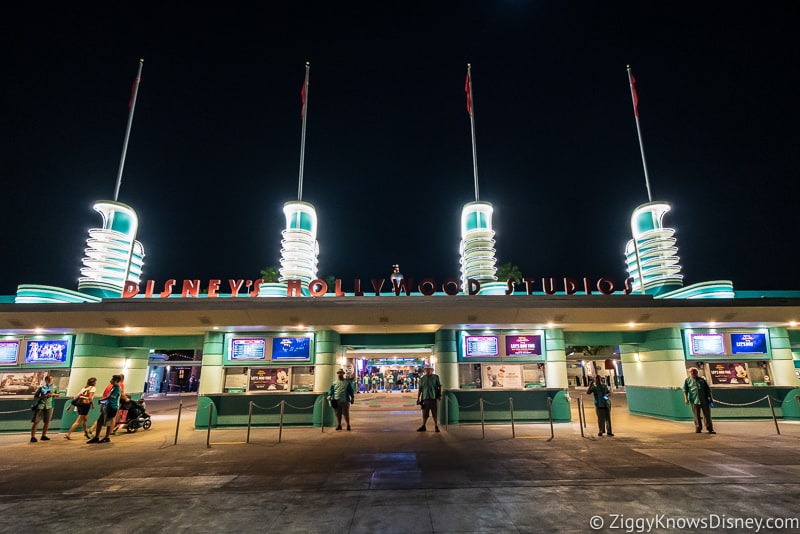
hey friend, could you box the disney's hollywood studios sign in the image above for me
[122,276,635,299]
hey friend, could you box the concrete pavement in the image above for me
[1,390,800,533]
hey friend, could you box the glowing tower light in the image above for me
[459,201,498,288]
[624,201,683,296]
[279,200,319,287]
[78,201,145,298]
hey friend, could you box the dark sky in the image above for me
[2,3,799,296]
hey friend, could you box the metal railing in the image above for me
[444,395,555,440]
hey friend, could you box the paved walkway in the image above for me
[2,391,800,533]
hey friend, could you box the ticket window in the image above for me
[458,364,482,389]
[687,361,772,386]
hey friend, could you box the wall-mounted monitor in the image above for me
[730,333,767,355]
[271,337,311,360]
[505,335,542,356]
[465,335,499,357]
[689,333,725,356]
[0,340,20,365]
[24,339,69,364]
[230,338,267,361]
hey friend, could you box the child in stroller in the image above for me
[116,397,152,433]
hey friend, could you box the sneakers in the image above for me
[607,433,615,437]
[30,437,37,443]
[87,437,99,444]
[346,425,352,431]
[695,429,702,433]
[40,436,50,441]
[335,425,342,431]
[598,433,604,436]
[708,430,716,434]
[100,437,110,443]
[417,426,426,432]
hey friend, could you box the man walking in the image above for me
[683,367,715,434]
[416,366,442,432]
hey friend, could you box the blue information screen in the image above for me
[0,340,20,365]
[230,338,267,361]
[24,339,69,364]
[730,333,767,354]
[272,337,311,360]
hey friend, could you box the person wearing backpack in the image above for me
[64,377,97,440]
[683,367,716,434]
[30,375,58,443]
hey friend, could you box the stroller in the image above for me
[118,398,152,433]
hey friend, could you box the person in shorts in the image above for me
[416,367,442,432]
[327,369,355,431]
[30,375,58,443]
[64,377,97,440]
[88,375,121,444]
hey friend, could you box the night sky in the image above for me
[2,3,798,296]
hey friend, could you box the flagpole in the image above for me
[627,65,652,202]
[467,64,480,202]
[113,58,144,202]
[298,62,310,201]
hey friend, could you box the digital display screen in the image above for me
[689,333,725,355]
[505,335,542,356]
[730,333,767,355]
[24,339,69,364]
[230,338,267,361]
[0,341,20,365]
[465,336,499,357]
[271,337,311,360]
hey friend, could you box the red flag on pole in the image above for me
[128,76,140,109]
[630,73,639,118]
[465,72,472,116]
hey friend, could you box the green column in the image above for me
[620,328,687,387]
[435,329,458,390]
[199,332,225,394]
[314,330,341,393]
[768,327,798,386]
[543,329,567,388]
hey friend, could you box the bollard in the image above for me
[246,401,253,444]
[766,395,781,435]
[278,400,285,443]
[577,397,585,438]
[321,397,326,433]
[580,395,587,429]
[509,397,516,439]
[445,396,449,431]
[174,400,183,446]
[206,401,214,448]
[547,396,554,439]
[479,397,485,439]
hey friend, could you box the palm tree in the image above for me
[496,262,522,285]
[260,266,280,283]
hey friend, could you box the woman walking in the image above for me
[64,377,97,440]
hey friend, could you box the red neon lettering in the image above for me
[208,279,221,298]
